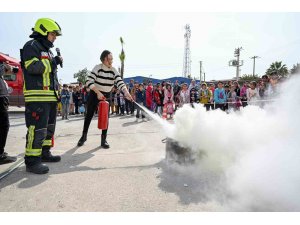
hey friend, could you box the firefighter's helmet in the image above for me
[33,18,62,36]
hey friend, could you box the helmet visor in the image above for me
[53,30,62,36]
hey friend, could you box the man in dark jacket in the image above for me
[0,62,17,164]
[20,18,63,174]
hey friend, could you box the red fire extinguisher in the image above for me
[98,100,109,130]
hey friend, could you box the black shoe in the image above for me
[25,156,49,174]
[101,134,110,149]
[26,163,49,174]
[77,132,87,146]
[0,152,17,165]
[42,149,61,163]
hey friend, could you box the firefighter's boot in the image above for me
[41,147,61,162]
[25,156,49,174]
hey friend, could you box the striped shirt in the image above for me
[86,63,126,93]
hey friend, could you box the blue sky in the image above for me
[1,12,300,83]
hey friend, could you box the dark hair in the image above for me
[100,50,112,62]
[63,84,68,87]
[251,81,257,87]
[218,81,223,84]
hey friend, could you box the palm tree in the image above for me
[119,37,125,79]
[290,63,300,75]
[265,61,288,77]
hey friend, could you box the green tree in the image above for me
[290,63,300,75]
[119,37,125,79]
[265,61,288,77]
[239,74,260,82]
[73,67,89,84]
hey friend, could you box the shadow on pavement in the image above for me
[118,115,134,120]
[98,160,229,206]
[122,121,139,127]
[0,151,229,206]
[0,146,105,190]
[155,160,229,206]
[63,117,85,123]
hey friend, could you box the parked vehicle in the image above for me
[0,52,24,106]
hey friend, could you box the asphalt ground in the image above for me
[0,110,225,211]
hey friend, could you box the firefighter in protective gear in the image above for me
[21,18,63,174]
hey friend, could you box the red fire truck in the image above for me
[0,52,25,106]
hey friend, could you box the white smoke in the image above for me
[162,75,300,211]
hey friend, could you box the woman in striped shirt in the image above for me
[77,50,133,148]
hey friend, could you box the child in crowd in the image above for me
[247,81,259,106]
[110,86,117,115]
[119,91,126,115]
[224,84,230,111]
[214,81,227,111]
[83,87,90,116]
[61,84,70,120]
[154,83,164,116]
[57,84,62,116]
[178,83,190,108]
[189,87,199,108]
[114,89,120,115]
[163,83,174,119]
[240,82,249,107]
[199,83,212,111]
[68,85,75,115]
[227,85,239,111]
[146,81,153,111]
[135,84,146,121]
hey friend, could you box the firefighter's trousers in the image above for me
[25,102,57,159]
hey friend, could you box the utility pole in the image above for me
[199,61,202,82]
[182,24,191,78]
[204,72,206,82]
[230,47,243,80]
[250,56,260,76]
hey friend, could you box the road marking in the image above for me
[0,159,24,181]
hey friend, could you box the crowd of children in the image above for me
[57,74,281,120]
